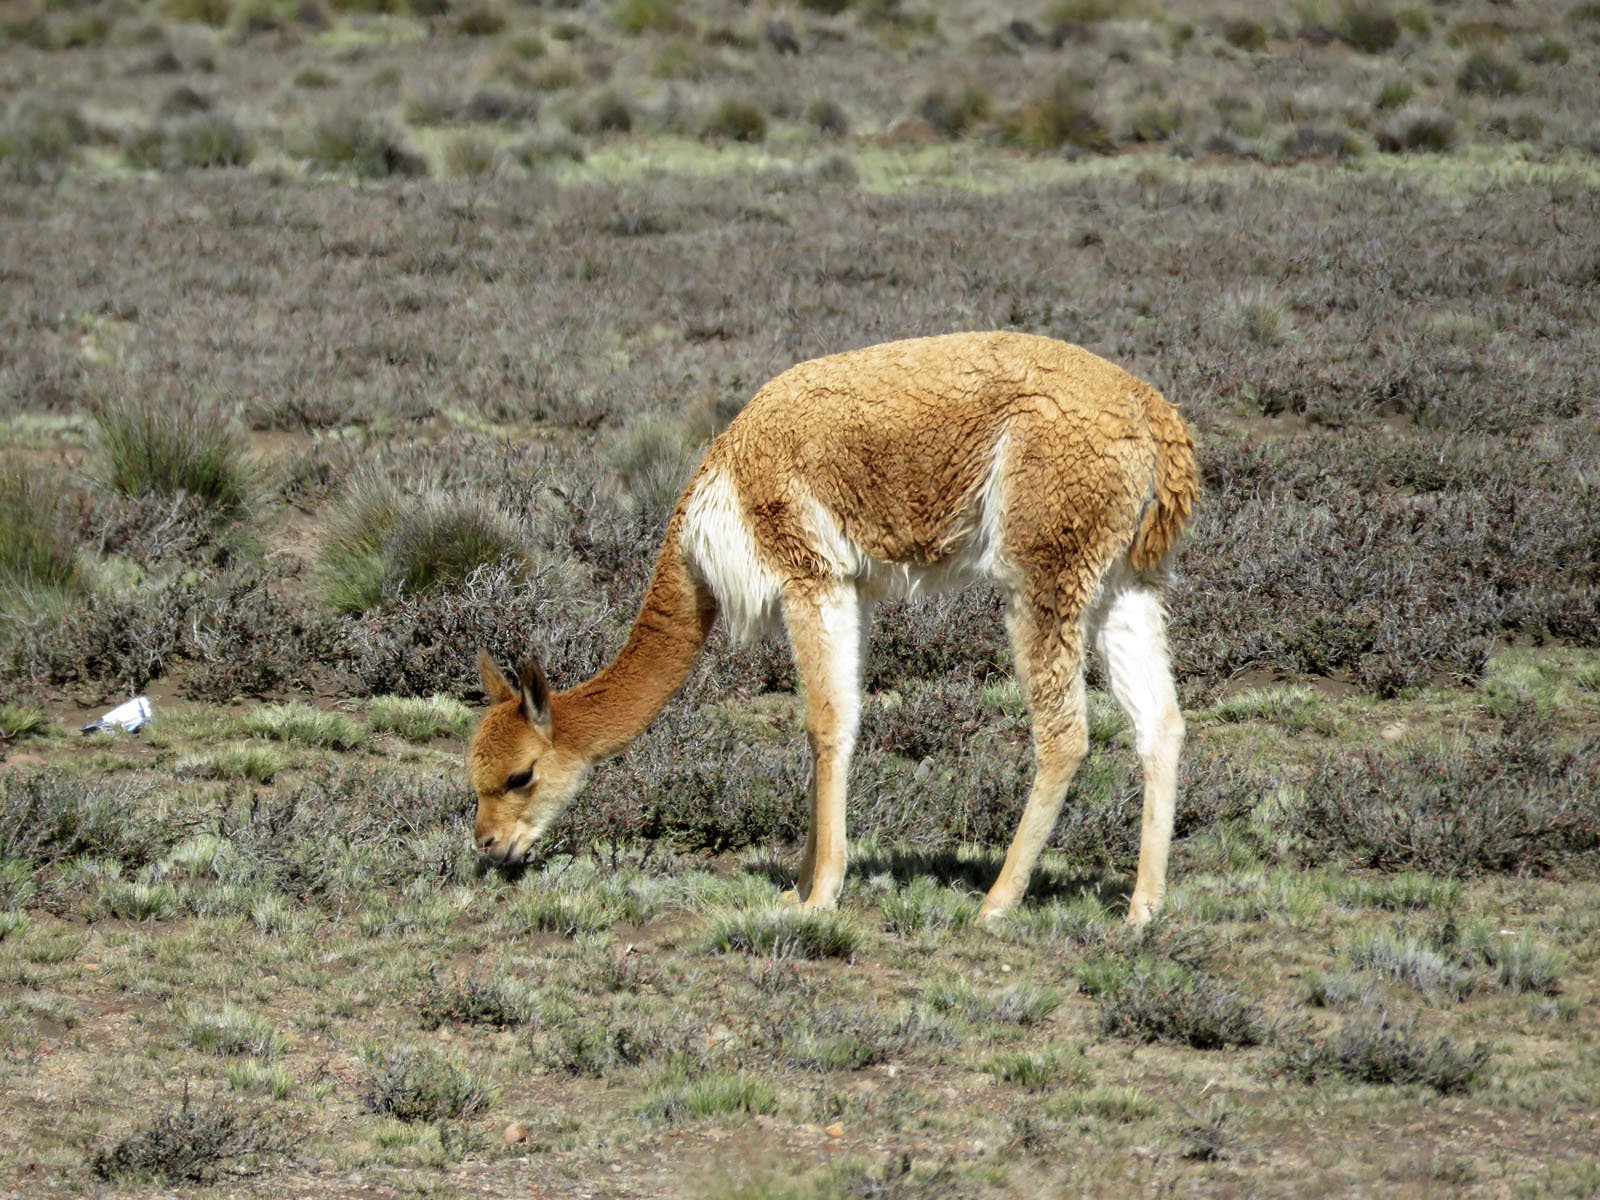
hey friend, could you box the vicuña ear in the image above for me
[479,651,517,706]
[518,658,553,737]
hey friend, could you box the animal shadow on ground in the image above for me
[744,846,1130,909]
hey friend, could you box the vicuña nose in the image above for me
[476,835,497,852]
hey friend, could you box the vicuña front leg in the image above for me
[1093,582,1185,926]
[979,604,1089,923]
[783,583,864,911]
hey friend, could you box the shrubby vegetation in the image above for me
[0,1,1596,1195]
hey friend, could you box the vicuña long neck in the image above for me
[550,517,716,760]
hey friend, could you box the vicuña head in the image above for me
[468,654,588,863]
[468,331,1198,924]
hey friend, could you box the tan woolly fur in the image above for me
[470,331,1199,925]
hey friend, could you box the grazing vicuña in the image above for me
[470,331,1198,924]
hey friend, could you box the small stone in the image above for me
[502,1122,529,1145]
[1380,722,1406,741]
[825,1122,845,1138]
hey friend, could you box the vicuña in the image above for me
[470,331,1198,925]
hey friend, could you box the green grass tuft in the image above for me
[635,1065,777,1123]
[178,744,289,783]
[96,879,180,921]
[705,906,861,960]
[93,400,256,522]
[0,463,80,615]
[0,703,49,740]
[241,703,365,750]
[365,694,474,742]
[987,1043,1088,1092]
[183,1004,290,1059]
[291,112,425,178]
[317,474,531,614]
[878,876,977,936]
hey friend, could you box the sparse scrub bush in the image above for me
[1336,3,1402,53]
[1200,685,1318,728]
[1054,1084,1160,1123]
[1091,958,1268,1049]
[781,1005,901,1071]
[226,1061,294,1100]
[420,974,543,1029]
[0,772,184,872]
[1049,0,1126,21]
[1375,79,1414,110]
[362,1045,496,1121]
[1338,871,1459,911]
[161,0,234,24]
[1301,969,1372,1009]
[1524,37,1571,65]
[879,876,977,935]
[614,0,686,36]
[865,590,1009,690]
[1347,928,1476,1000]
[926,976,1063,1026]
[96,878,180,920]
[1220,288,1295,347]
[124,113,254,171]
[182,577,336,701]
[571,712,807,853]
[1457,50,1524,96]
[0,95,89,175]
[1378,108,1457,152]
[614,414,698,523]
[178,743,288,783]
[1295,732,1600,874]
[806,99,849,138]
[542,1010,679,1076]
[451,0,504,36]
[1280,1016,1490,1093]
[90,1091,292,1185]
[334,561,603,699]
[442,133,501,178]
[1001,76,1110,152]
[1466,929,1565,996]
[917,84,989,138]
[292,112,425,177]
[510,131,586,169]
[700,97,768,144]
[1221,17,1268,51]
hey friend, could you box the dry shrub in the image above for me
[1001,76,1111,152]
[1296,724,1600,874]
[90,1090,292,1185]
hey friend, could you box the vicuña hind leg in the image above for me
[979,601,1089,923]
[782,582,864,911]
[1091,576,1185,926]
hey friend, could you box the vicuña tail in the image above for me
[1128,393,1200,572]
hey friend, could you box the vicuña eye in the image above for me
[505,769,534,790]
